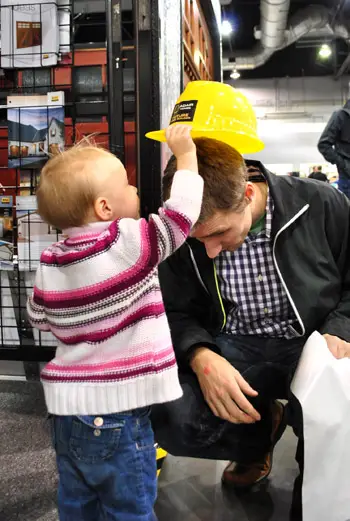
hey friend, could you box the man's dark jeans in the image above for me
[338,175,350,199]
[337,159,350,198]
[152,334,305,518]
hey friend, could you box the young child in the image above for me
[27,125,203,521]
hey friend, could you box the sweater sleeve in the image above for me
[27,270,50,332]
[118,169,204,266]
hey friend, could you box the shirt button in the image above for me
[258,274,263,281]
[94,417,104,427]
[264,307,269,314]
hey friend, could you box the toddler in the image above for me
[27,125,203,521]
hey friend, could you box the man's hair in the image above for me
[163,137,247,223]
[37,142,116,230]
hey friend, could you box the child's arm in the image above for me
[118,125,203,266]
[27,268,50,331]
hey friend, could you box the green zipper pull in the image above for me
[213,261,226,331]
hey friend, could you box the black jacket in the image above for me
[318,100,350,175]
[159,163,350,367]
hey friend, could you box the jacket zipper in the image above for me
[213,261,226,331]
[272,204,309,337]
[186,244,209,294]
[187,244,226,330]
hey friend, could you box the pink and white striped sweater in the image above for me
[27,170,203,415]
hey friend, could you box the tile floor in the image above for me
[0,380,298,521]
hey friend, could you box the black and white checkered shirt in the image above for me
[215,192,299,338]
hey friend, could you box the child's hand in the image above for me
[166,125,196,158]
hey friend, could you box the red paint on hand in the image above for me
[203,365,211,376]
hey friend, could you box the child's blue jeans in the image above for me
[50,407,157,521]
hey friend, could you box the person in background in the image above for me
[329,174,339,189]
[318,101,350,197]
[288,171,300,177]
[308,167,328,183]
[26,126,203,521]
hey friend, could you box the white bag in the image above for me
[291,331,350,521]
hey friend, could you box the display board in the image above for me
[0,0,59,68]
[0,0,70,67]
[7,91,65,169]
[0,6,115,358]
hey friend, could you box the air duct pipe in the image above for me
[260,0,290,49]
[224,4,350,71]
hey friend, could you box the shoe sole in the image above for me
[222,402,287,490]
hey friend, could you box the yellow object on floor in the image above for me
[156,446,167,477]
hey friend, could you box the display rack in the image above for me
[0,0,158,376]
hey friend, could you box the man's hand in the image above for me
[323,334,350,359]
[190,348,261,424]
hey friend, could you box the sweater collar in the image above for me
[64,221,113,241]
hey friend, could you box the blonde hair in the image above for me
[37,142,116,230]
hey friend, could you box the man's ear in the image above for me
[245,182,254,203]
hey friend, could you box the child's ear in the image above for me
[94,197,113,221]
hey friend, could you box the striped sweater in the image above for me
[27,170,203,415]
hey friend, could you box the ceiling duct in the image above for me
[260,0,290,49]
[224,4,350,71]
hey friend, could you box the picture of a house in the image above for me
[8,105,65,169]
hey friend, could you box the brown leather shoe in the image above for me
[222,400,286,489]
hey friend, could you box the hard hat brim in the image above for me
[145,128,265,154]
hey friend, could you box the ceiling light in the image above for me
[318,44,332,59]
[230,69,240,80]
[221,20,233,37]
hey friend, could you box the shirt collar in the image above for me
[248,189,273,240]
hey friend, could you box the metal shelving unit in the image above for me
[0,0,161,377]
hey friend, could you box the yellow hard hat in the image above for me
[146,80,264,154]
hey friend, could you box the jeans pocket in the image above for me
[134,409,155,452]
[69,415,125,464]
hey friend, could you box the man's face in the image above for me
[191,203,253,259]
